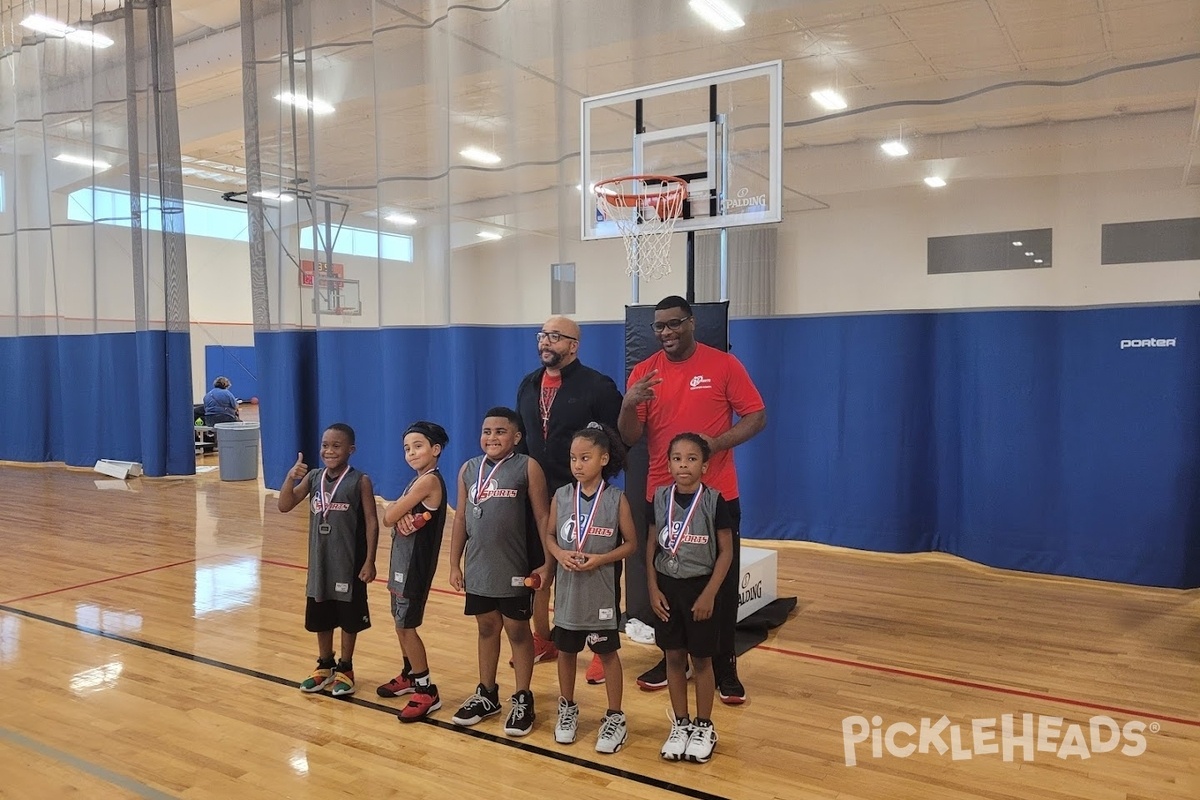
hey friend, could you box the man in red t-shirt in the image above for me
[619,296,767,704]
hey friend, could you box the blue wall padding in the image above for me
[1,331,195,476]
[252,304,1200,588]
[205,344,258,400]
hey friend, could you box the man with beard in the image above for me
[516,315,623,674]
[619,295,766,705]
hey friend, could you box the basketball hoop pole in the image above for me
[719,112,730,301]
[631,99,645,303]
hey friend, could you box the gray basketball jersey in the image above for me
[306,466,367,602]
[464,453,531,597]
[653,484,719,580]
[551,482,624,630]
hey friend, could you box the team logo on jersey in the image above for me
[469,478,518,504]
[586,632,609,646]
[689,374,712,390]
[559,517,615,543]
[310,497,351,514]
[658,522,709,547]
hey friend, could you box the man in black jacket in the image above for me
[516,315,623,671]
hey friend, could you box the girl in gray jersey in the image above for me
[448,407,552,738]
[647,433,733,765]
[545,424,637,754]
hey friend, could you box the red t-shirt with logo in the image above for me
[628,342,765,501]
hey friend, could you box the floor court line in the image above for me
[0,723,178,799]
[756,644,1200,728]
[0,603,731,800]
[255,557,1200,730]
[259,557,463,598]
[1,559,199,605]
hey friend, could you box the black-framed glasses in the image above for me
[536,331,577,344]
[651,316,692,333]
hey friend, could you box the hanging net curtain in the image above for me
[0,0,194,475]
[239,0,624,493]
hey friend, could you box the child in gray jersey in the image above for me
[647,433,733,764]
[448,407,552,737]
[545,424,637,753]
[277,423,379,698]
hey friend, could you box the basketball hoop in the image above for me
[594,175,687,281]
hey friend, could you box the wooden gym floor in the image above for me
[0,458,1196,799]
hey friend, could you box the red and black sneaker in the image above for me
[398,685,442,723]
[377,671,415,698]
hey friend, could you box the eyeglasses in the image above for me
[651,316,692,333]
[535,331,577,344]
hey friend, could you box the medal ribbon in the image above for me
[475,454,514,506]
[665,485,702,558]
[573,482,606,552]
[320,467,350,522]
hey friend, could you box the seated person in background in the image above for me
[203,376,240,427]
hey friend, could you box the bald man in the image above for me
[516,315,623,666]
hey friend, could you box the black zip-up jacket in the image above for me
[516,358,623,493]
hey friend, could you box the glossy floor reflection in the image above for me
[0,461,1197,799]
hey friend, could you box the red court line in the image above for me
[757,644,1200,728]
[260,558,463,598]
[2,558,198,604]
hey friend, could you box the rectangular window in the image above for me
[1101,218,1200,265]
[928,228,1052,274]
[551,262,576,314]
[67,187,249,242]
[299,224,413,262]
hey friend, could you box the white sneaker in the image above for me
[660,709,692,761]
[625,618,656,644]
[684,719,718,763]
[554,697,579,744]
[595,711,627,754]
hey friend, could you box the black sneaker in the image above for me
[636,658,667,690]
[717,663,746,705]
[451,683,501,726]
[637,658,693,691]
[504,689,535,736]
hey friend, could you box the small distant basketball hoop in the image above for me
[594,175,688,281]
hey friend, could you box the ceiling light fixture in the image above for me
[1034,259,1043,264]
[688,0,745,31]
[1024,251,1034,257]
[275,92,335,115]
[385,213,417,226]
[460,146,501,165]
[880,141,908,157]
[54,153,110,170]
[810,89,847,111]
[476,230,503,241]
[253,190,294,203]
[19,14,73,37]
[923,176,946,188]
[21,14,114,48]
[1012,241,1023,247]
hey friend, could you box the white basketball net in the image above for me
[594,176,687,281]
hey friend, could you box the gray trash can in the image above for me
[214,422,260,481]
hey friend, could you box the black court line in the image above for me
[0,603,730,800]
